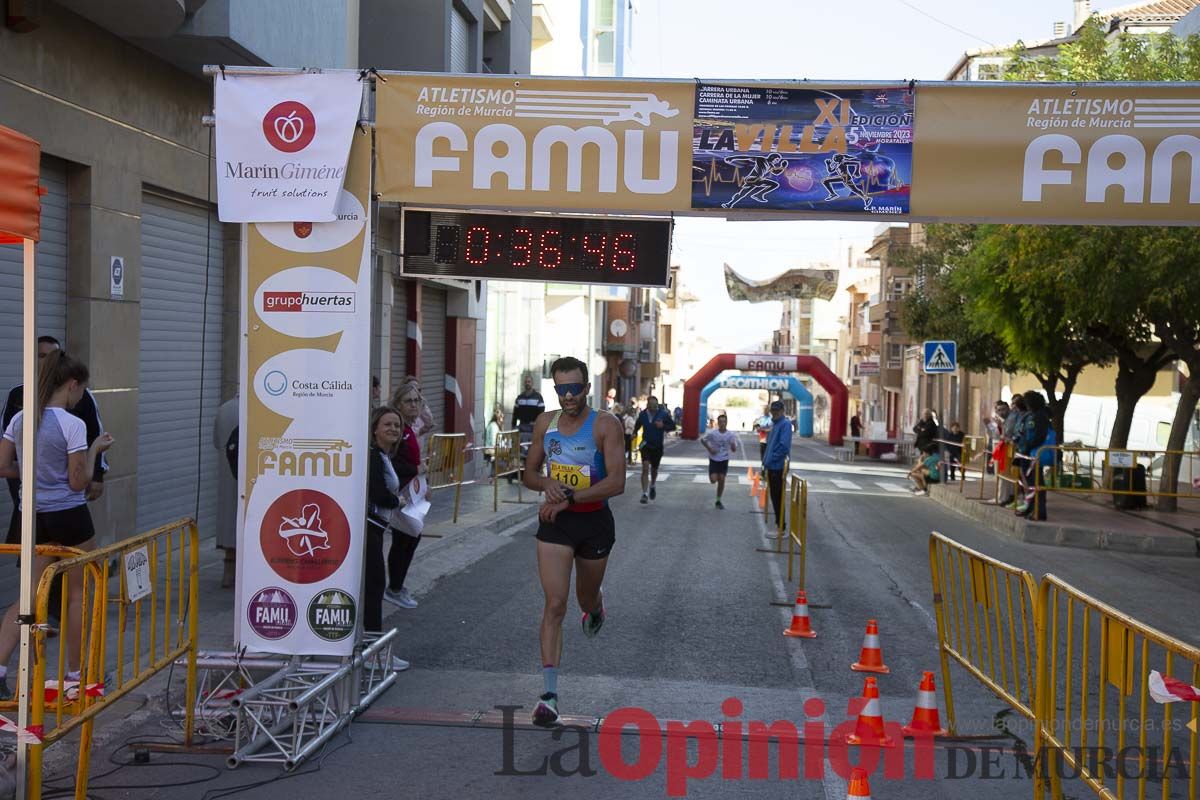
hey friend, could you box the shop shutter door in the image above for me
[450,8,471,73]
[0,157,69,523]
[136,193,223,538]
[420,286,446,433]
[389,277,409,399]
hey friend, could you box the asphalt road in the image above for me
[79,433,1198,800]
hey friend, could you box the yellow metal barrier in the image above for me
[427,432,467,523]
[492,428,524,512]
[928,532,1039,734]
[0,517,199,800]
[786,475,808,587]
[1034,575,1200,800]
[1031,444,1200,517]
[993,440,1020,505]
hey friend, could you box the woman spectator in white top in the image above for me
[0,350,114,696]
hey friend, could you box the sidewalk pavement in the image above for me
[929,481,1199,557]
[24,475,540,781]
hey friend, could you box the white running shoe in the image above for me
[384,587,419,609]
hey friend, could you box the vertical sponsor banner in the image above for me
[911,84,1200,225]
[692,84,914,215]
[215,73,363,223]
[374,75,694,212]
[236,133,371,655]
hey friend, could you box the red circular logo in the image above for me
[262,101,316,153]
[259,489,350,584]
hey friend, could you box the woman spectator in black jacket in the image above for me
[384,380,427,610]
[1017,391,1053,521]
[366,406,410,671]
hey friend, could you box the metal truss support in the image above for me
[184,629,398,771]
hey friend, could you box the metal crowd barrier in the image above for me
[0,517,199,800]
[1031,444,1200,518]
[1034,575,1200,800]
[928,532,1039,734]
[427,433,467,523]
[933,435,988,494]
[786,475,808,587]
[991,440,1021,505]
[491,429,525,511]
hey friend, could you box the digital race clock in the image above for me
[400,209,673,287]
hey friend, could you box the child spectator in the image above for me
[944,422,965,481]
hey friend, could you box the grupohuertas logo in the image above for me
[263,100,317,153]
[308,589,356,641]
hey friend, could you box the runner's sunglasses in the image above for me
[553,383,587,397]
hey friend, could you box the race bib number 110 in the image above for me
[549,462,591,489]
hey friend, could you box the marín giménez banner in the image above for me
[215,73,362,223]
[693,83,914,216]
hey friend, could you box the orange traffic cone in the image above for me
[758,485,768,511]
[746,464,753,480]
[845,677,896,747]
[751,472,760,497]
[846,767,872,799]
[901,671,948,737]
[851,619,890,674]
[783,590,817,638]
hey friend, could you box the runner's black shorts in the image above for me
[639,442,664,467]
[7,503,96,548]
[708,459,729,476]
[536,506,615,560]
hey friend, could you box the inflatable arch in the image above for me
[698,373,814,437]
[682,354,849,446]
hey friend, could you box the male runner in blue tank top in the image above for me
[522,356,627,727]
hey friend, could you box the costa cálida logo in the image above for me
[263,100,317,153]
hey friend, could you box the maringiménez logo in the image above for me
[263,100,317,153]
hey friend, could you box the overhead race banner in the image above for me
[375,75,694,212]
[912,84,1200,225]
[693,83,913,215]
[237,133,372,656]
[215,72,363,223]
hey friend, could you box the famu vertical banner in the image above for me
[236,132,371,655]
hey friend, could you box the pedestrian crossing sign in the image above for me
[923,341,957,374]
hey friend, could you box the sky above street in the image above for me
[628,0,1131,350]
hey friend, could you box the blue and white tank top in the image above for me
[544,409,606,512]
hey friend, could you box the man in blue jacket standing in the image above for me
[762,400,793,529]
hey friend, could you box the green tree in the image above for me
[997,20,1200,453]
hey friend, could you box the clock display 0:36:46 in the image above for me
[433,224,639,271]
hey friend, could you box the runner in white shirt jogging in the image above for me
[701,414,739,509]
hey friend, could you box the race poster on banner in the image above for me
[236,132,371,656]
[374,75,694,213]
[911,84,1200,225]
[215,72,363,223]
[692,83,914,216]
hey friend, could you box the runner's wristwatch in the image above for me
[563,488,576,506]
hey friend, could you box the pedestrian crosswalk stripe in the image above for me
[692,475,711,483]
[831,479,861,490]
[876,482,908,493]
